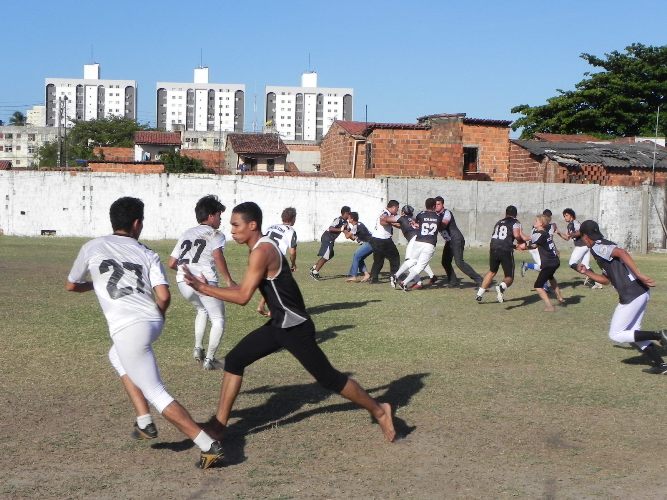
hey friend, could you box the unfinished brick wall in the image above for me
[428,120,463,178]
[181,150,224,171]
[93,147,134,162]
[320,122,359,177]
[89,162,164,174]
[508,142,545,182]
[366,128,430,177]
[462,124,510,181]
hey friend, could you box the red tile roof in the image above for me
[0,160,11,170]
[227,133,289,155]
[335,121,369,136]
[534,133,600,142]
[134,131,182,145]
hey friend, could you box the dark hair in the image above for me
[387,199,400,208]
[281,207,297,224]
[434,196,444,204]
[506,205,517,217]
[232,201,263,229]
[349,211,359,222]
[542,209,552,217]
[562,208,576,218]
[425,198,436,210]
[402,205,414,216]
[195,195,226,223]
[110,197,144,232]
[341,206,351,215]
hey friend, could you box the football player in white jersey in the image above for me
[258,207,297,316]
[66,197,223,469]
[168,195,235,370]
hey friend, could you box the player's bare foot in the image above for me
[346,277,359,282]
[544,305,556,312]
[557,297,565,304]
[376,403,396,442]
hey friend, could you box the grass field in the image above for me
[2,236,667,498]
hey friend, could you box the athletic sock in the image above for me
[136,414,153,429]
[634,330,662,342]
[193,430,215,452]
[641,344,665,366]
[476,287,485,297]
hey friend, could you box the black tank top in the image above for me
[253,237,309,328]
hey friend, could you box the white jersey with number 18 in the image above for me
[68,235,168,335]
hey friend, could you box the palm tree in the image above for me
[9,111,26,126]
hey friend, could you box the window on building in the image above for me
[5,145,12,152]
[16,145,21,151]
[5,133,12,139]
[267,159,275,172]
[28,145,35,154]
[463,147,478,173]
[16,133,21,139]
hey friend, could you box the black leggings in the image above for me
[225,319,348,393]
[534,263,559,289]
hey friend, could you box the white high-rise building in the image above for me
[265,72,353,141]
[26,105,46,127]
[45,64,137,127]
[156,67,245,132]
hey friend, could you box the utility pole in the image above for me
[63,96,68,169]
[57,97,62,168]
[219,104,223,170]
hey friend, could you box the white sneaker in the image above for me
[591,282,603,289]
[495,285,504,303]
[193,348,205,362]
[203,358,223,370]
[390,275,397,289]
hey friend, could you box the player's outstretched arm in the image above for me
[184,247,269,306]
[65,280,94,293]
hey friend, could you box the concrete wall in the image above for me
[0,171,664,251]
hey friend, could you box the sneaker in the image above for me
[583,276,591,286]
[390,275,397,289]
[399,281,409,292]
[659,330,667,347]
[199,441,224,470]
[203,358,223,370]
[642,363,667,375]
[475,294,483,303]
[520,262,527,277]
[131,422,158,440]
[495,285,504,303]
[193,347,205,362]
[309,268,321,281]
[591,282,603,289]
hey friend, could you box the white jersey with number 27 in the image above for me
[170,225,226,283]
[68,235,168,335]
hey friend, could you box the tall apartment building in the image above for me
[45,64,137,127]
[26,106,46,127]
[156,67,245,132]
[265,72,353,141]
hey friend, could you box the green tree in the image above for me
[36,117,152,168]
[9,111,26,126]
[160,152,206,173]
[512,43,667,139]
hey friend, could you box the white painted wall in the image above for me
[0,171,663,251]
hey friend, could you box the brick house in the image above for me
[509,139,667,186]
[225,133,289,174]
[133,131,181,161]
[320,113,511,180]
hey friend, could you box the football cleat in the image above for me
[199,441,224,469]
[390,275,397,289]
[495,285,504,303]
[309,268,321,281]
[583,276,591,286]
[131,422,158,440]
[520,262,527,277]
[203,358,223,370]
[475,294,483,303]
[591,282,603,289]
[193,347,205,362]
[399,281,409,292]
[642,363,667,375]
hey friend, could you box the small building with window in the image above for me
[225,133,289,174]
[133,131,181,161]
[319,114,511,180]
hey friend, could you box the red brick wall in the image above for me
[508,142,545,182]
[89,162,164,174]
[462,124,510,181]
[367,128,431,177]
[287,144,320,152]
[428,120,463,178]
[93,147,134,162]
[320,122,366,177]
[181,150,224,171]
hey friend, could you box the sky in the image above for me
[1,0,665,136]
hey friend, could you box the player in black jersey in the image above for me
[435,196,482,287]
[394,198,441,290]
[475,206,530,303]
[577,220,667,374]
[527,214,564,311]
[183,202,397,442]
[309,206,351,280]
